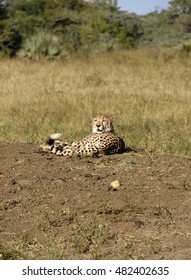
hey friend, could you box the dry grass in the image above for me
[0,49,191,157]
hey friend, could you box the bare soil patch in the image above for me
[0,142,191,260]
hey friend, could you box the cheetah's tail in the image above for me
[48,133,62,144]
[40,133,62,151]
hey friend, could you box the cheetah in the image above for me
[41,115,125,156]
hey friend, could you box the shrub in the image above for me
[17,31,63,60]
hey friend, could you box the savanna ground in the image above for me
[0,49,191,259]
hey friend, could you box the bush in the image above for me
[17,32,64,60]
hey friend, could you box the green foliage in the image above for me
[80,7,142,51]
[141,2,191,47]
[179,38,191,56]
[0,19,22,56]
[169,0,191,12]
[17,32,63,60]
[8,0,46,16]
[0,1,16,55]
[0,0,144,58]
[143,0,191,46]
[1,0,191,58]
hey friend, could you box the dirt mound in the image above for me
[0,142,191,260]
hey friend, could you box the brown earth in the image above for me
[0,142,191,260]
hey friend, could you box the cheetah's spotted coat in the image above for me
[41,115,125,156]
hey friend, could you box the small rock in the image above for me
[110,180,120,191]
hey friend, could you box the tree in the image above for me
[169,0,191,13]
[169,0,191,34]
[0,1,22,56]
[0,0,144,57]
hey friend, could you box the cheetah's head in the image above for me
[92,115,114,133]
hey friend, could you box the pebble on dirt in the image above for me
[110,180,120,190]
